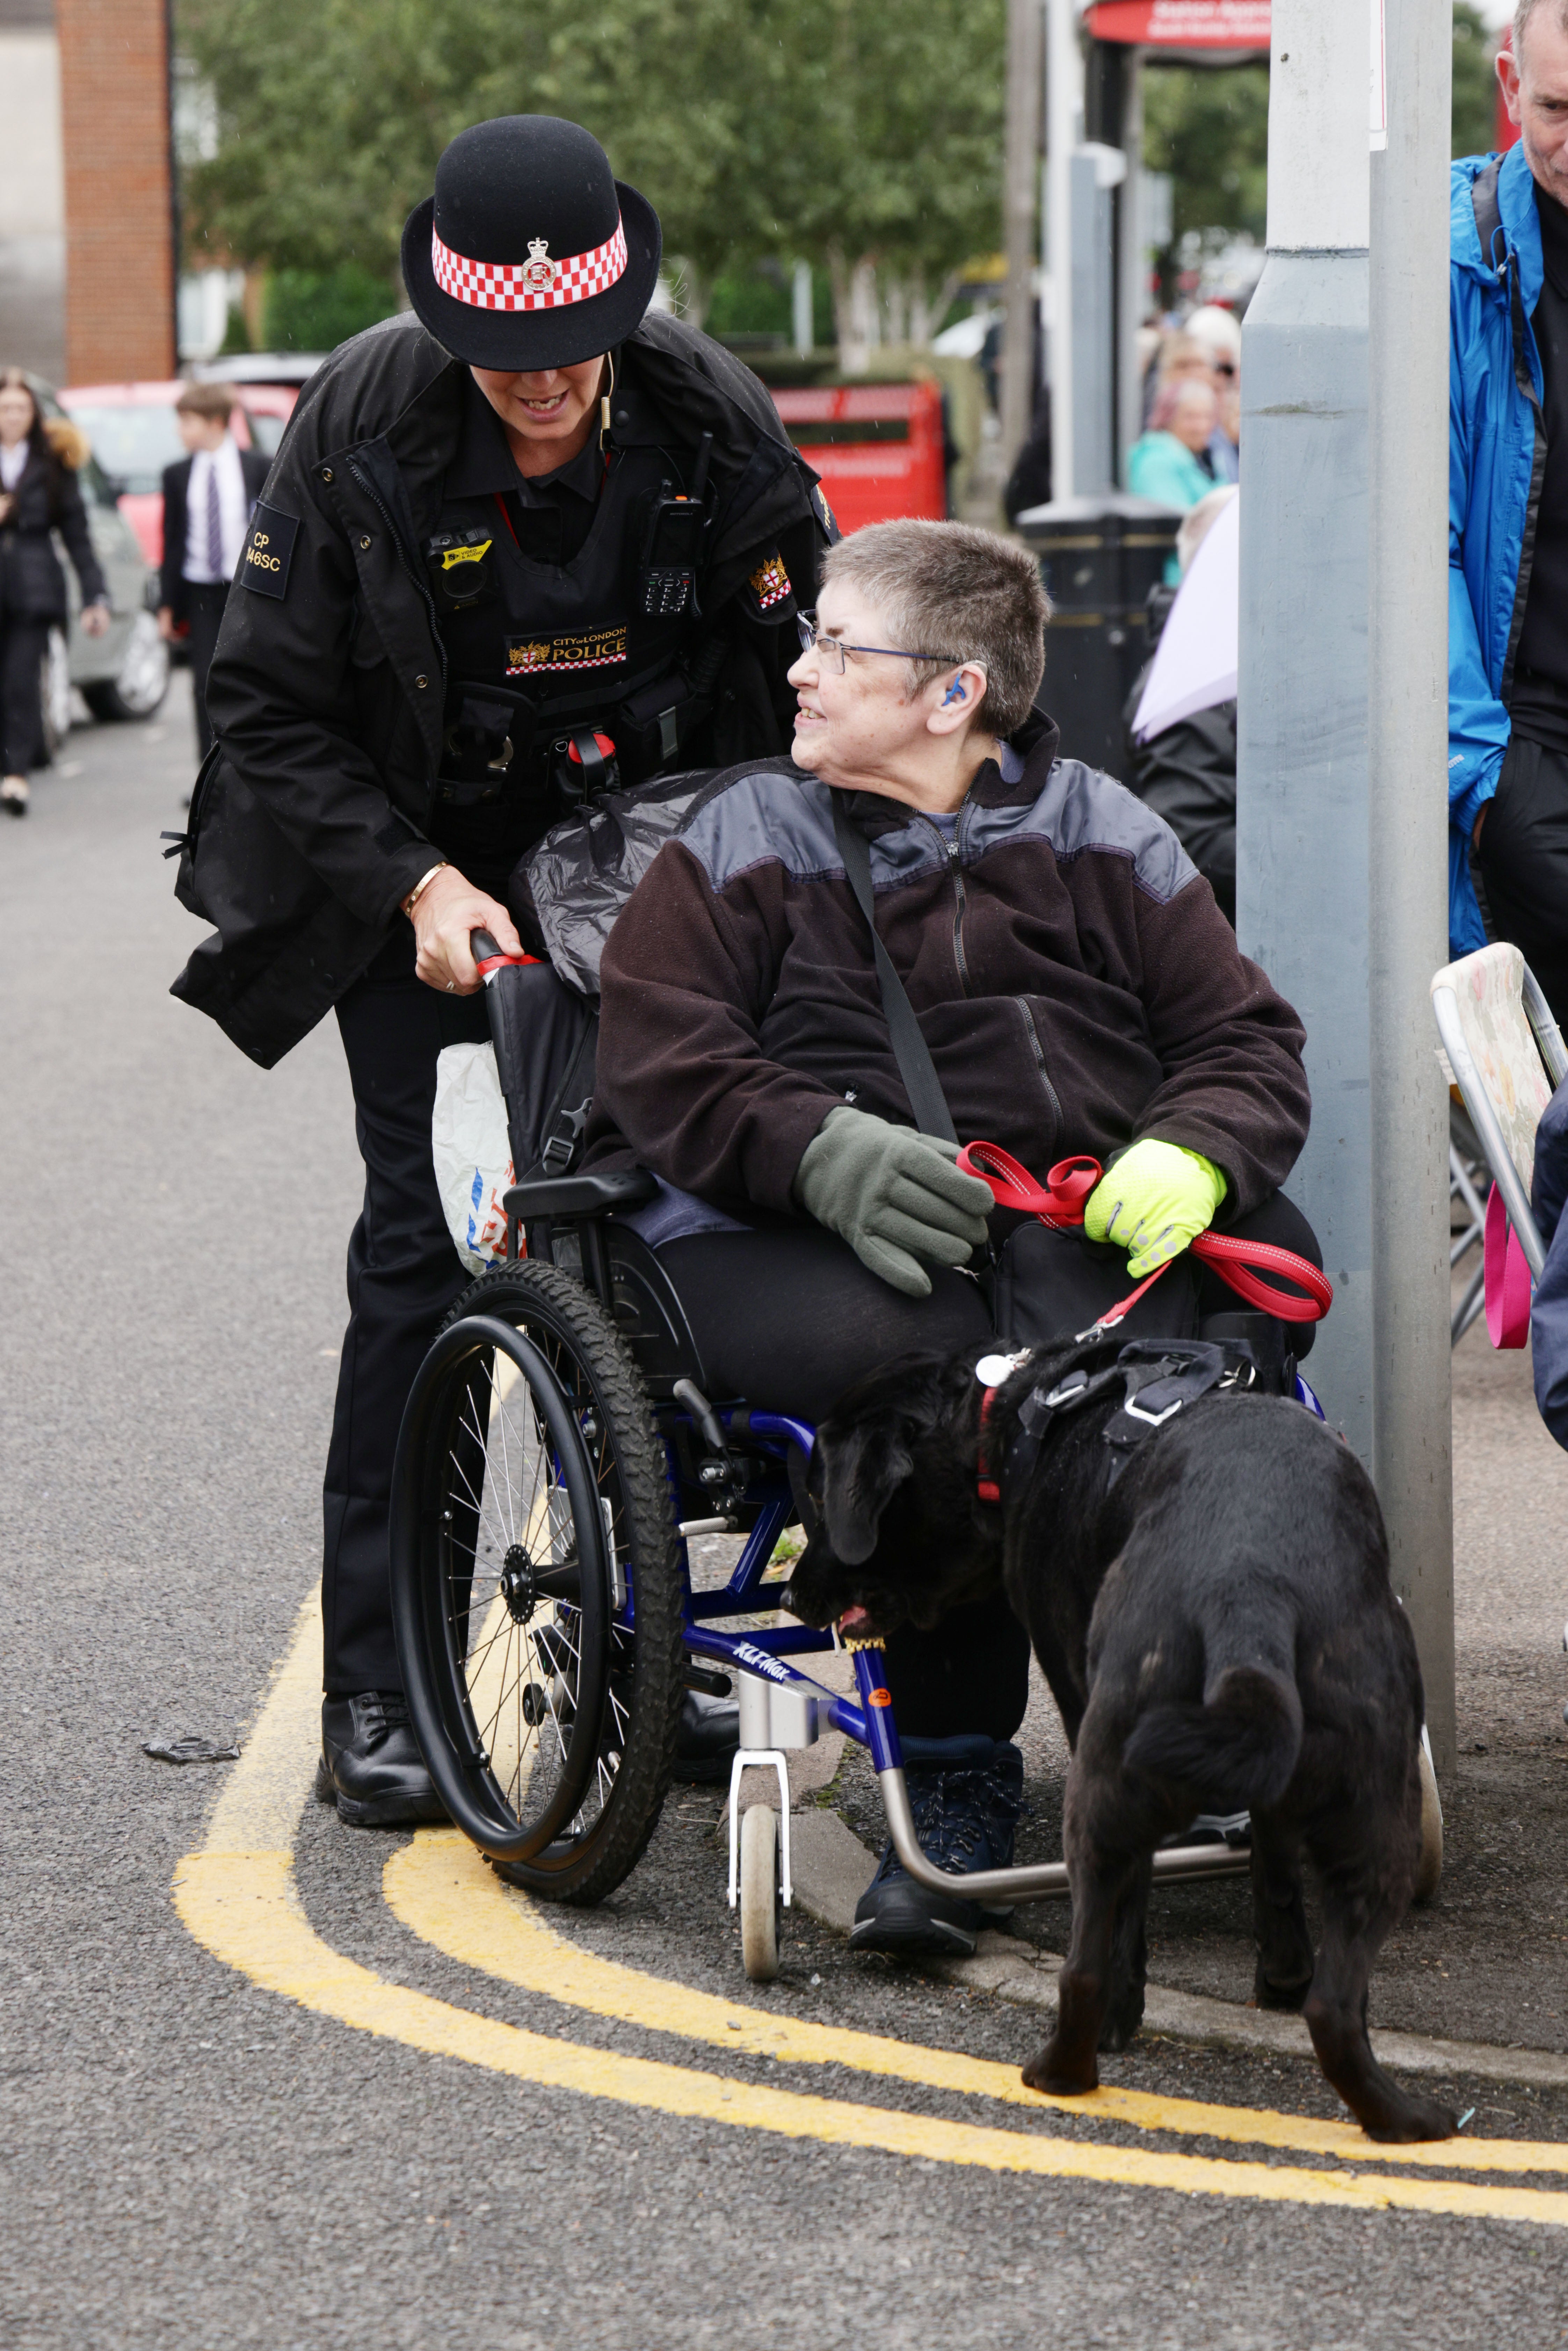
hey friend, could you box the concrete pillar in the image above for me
[56,0,175,382]
[1236,0,1372,1464]
[1368,0,1456,1769]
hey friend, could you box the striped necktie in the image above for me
[205,460,223,579]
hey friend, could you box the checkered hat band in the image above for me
[431,220,628,311]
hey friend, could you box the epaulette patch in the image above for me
[239,503,298,599]
[814,484,841,543]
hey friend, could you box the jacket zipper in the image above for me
[1016,998,1064,1143]
[346,457,448,692]
[914,812,972,995]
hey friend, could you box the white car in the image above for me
[30,377,170,755]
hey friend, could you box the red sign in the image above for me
[1085,1,1271,45]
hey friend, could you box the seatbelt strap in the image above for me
[831,796,957,1144]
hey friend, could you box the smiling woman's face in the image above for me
[469,357,607,475]
[786,580,939,788]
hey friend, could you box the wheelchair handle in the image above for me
[469,927,539,983]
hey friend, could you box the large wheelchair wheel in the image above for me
[391,1258,684,1904]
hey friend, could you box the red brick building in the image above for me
[56,0,175,381]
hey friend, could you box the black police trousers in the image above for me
[1475,733,1568,1027]
[323,925,490,1694]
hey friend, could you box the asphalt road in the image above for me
[3,684,1568,2349]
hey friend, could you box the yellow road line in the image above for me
[172,1587,1568,2225]
[384,1832,1568,2180]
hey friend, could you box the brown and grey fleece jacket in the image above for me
[585,714,1310,1224]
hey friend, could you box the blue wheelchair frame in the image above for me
[653,1376,1322,1918]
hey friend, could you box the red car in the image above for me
[56,379,275,567]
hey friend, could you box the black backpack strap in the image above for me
[830,795,957,1144]
[1472,155,1505,279]
[1468,155,1547,703]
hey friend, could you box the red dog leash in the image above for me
[957,1141,1334,1327]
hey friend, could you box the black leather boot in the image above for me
[316,1692,449,1828]
[670,1687,740,1785]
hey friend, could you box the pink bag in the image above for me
[1484,1181,1533,1349]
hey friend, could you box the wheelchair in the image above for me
[386,948,1357,1980]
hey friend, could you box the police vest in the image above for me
[425,438,725,818]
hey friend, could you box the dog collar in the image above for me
[974,1351,1031,1505]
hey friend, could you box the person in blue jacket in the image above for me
[1450,6,1568,1015]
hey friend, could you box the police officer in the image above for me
[170,115,834,1824]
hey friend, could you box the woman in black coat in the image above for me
[0,369,110,815]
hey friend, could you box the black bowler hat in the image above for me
[402,116,662,370]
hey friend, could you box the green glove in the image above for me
[1083,1137,1228,1278]
[793,1105,995,1298]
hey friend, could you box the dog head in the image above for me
[781,1348,1004,1640]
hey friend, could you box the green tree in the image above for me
[176,0,1004,350]
[1142,61,1270,309]
[1453,1,1500,160]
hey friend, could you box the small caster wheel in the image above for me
[1413,1730,1443,1905]
[521,1683,547,1727]
[739,1804,781,1981]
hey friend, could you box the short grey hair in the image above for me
[1515,0,1568,65]
[820,519,1050,741]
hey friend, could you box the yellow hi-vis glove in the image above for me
[1083,1138,1228,1278]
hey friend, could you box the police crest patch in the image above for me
[746,552,791,611]
[506,622,628,677]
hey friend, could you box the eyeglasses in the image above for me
[794,610,966,675]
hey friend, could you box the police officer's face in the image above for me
[470,357,607,471]
[1503,14,1568,209]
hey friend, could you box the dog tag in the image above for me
[975,1351,1031,1386]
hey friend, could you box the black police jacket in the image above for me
[170,310,832,1068]
[0,442,108,624]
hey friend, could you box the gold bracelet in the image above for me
[401,862,447,920]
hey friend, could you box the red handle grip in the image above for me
[469,926,539,981]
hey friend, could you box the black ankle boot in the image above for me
[317,1692,448,1828]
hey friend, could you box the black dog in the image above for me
[784,1334,1454,2144]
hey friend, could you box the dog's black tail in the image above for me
[1122,1666,1303,1814]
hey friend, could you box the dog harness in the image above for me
[975,1337,1266,1507]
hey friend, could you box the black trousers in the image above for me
[185,581,229,759]
[0,614,50,774]
[662,1191,1322,1746]
[323,926,491,1693]
[1475,734,1568,1025]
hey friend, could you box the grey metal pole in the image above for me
[1237,0,1373,1461]
[1045,0,1082,497]
[1116,49,1145,485]
[1368,0,1456,1769]
[1001,0,1045,470]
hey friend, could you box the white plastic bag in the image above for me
[433,1042,514,1276]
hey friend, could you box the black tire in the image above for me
[392,1257,684,1905]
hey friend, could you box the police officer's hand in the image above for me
[410,866,523,994]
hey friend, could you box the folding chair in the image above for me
[1430,944,1568,1315]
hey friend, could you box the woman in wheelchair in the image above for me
[564,518,1320,1955]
